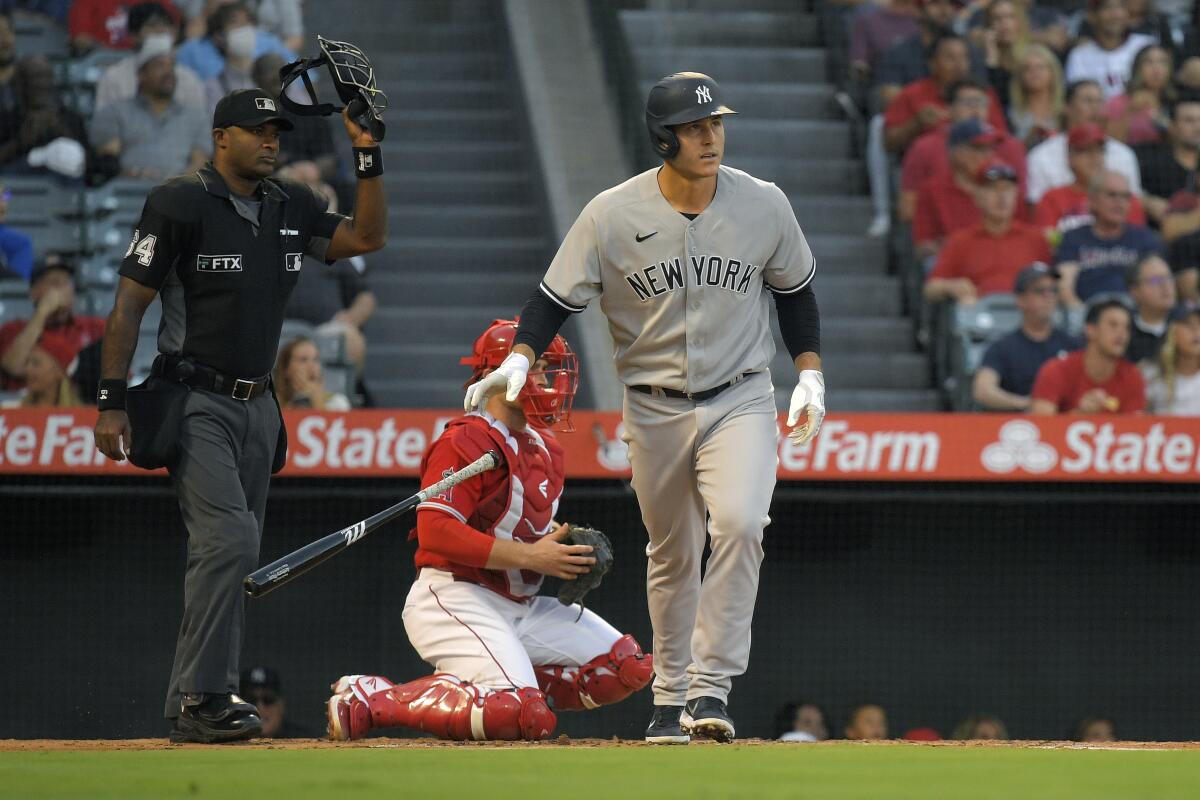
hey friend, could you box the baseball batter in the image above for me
[464,73,826,743]
[326,320,652,742]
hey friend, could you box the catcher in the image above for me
[326,319,652,741]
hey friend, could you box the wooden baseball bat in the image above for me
[243,449,502,598]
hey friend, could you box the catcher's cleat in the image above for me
[326,675,378,741]
[680,696,735,743]
[645,705,690,745]
[169,693,262,744]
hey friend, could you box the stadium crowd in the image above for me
[835,0,1200,414]
[0,0,373,407]
[773,700,1120,743]
[4,0,1200,415]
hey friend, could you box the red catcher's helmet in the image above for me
[460,319,579,430]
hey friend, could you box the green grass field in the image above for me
[4,742,1200,800]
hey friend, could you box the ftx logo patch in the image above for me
[197,254,243,272]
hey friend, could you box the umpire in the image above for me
[93,88,386,743]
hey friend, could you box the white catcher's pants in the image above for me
[402,568,622,690]
[621,370,778,705]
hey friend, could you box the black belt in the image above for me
[152,354,270,401]
[629,376,742,403]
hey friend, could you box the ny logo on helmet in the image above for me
[695,84,712,104]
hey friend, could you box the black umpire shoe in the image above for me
[680,697,735,743]
[169,693,262,744]
[645,705,690,745]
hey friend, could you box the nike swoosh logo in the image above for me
[635,231,658,242]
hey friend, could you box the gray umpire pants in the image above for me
[162,388,280,718]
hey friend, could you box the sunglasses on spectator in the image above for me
[1100,190,1131,200]
[1025,287,1058,296]
[1140,275,1172,287]
[248,692,279,707]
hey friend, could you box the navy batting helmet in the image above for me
[645,72,737,160]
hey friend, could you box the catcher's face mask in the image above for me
[278,35,387,141]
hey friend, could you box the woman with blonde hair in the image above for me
[983,0,1032,108]
[1144,307,1200,416]
[1008,43,1064,149]
[19,339,81,407]
[273,336,351,411]
[1104,44,1174,146]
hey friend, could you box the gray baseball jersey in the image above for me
[539,165,816,393]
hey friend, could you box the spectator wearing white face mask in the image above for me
[95,2,207,114]
[175,1,294,83]
[181,0,303,53]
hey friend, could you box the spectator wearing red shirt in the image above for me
[1034,124,1147,233]
[900,79,1028,223]
[912,118,1002,260]
[68,0,181,53]
[884,32,1008,154]
[0,258,105,391]
[1031,298,1146,414]
[925,159,1053,304]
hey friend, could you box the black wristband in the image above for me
[353,146,383,178]
[97,379,128,411]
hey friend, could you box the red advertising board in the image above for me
[1,408,1199,481]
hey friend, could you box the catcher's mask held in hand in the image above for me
[278,35,387,141]
[460,319,580,432]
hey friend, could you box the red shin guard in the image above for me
[357,674,556,741]
[534,634,654,711]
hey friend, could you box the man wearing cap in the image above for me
[92,88,387,743]
[1027,79,1142,204]
[1124,254,1178,363]
[0,258,104,390]
[899,78,1027,223]
[925,159,1052,304]
[912,117,1006,261]
[1035,124,1147,233]
[240,666,316,739]
[94,2,207,114]
[973,264,1079,411]
[1031,298,1146,414]
[1054,169,1163,307]
[89,45,211,181]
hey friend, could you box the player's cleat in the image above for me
[645,705,690,744]
[680,696,735,743]
[326,675,385,741]
[169,693,262,743]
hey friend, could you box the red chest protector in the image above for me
[415,413,566,601]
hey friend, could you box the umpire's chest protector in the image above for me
[174,173,316,376]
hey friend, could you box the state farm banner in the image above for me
[1,408,1200,482]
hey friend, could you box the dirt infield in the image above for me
[4,737,1200,752]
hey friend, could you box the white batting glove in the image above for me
[787,370,825,446]
[463,352,529,411]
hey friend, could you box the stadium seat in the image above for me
[11,10,69,59]
[279,319,315,347]
[942,296,1023,411]
[85,288,115,318]
[0,390,22,408]
[314,331,347,365]
[0,279,27,298]
[0,297,34,324]
[323,364,353,400]
[79,257,119,289]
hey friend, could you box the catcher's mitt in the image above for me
[557,526,613,614]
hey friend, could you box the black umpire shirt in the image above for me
[118,162,345,378]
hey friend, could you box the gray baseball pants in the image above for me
[162,389,280,718]
[621,370,779,706]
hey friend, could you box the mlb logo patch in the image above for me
[285,253,303,272]
[255,97,277,111]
